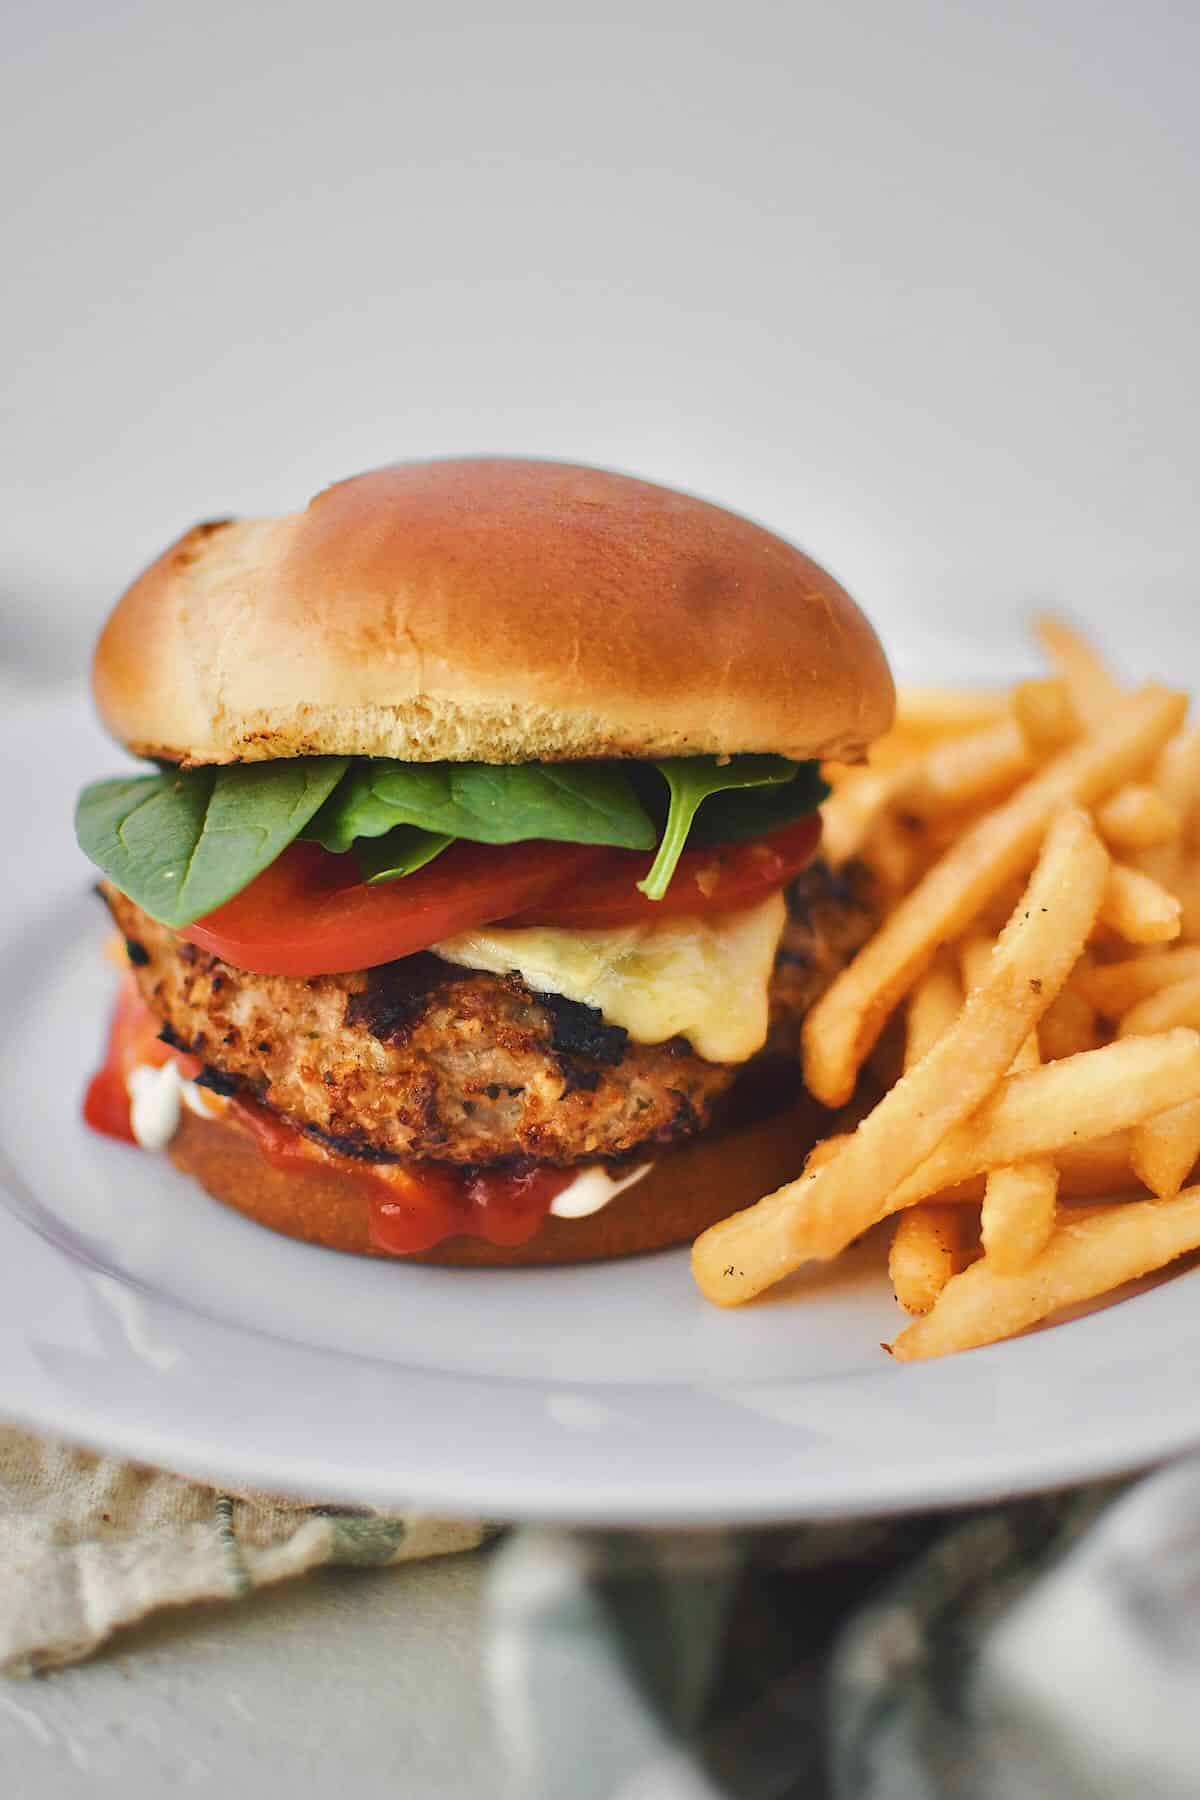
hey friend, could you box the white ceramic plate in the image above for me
[2,691,1198,1525]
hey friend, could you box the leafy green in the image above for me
[683,761,829,846]
[638,756,815,900]
[355,827,456,885]
[306,760,657,854]
[75,758,349,927]
[75,750,828,921]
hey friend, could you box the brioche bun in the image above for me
[93,457,894,769]
[166,1082,828,1267]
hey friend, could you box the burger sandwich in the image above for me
[75,458,894,1264]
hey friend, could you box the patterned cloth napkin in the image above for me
[0,1427,487,1678]
[5,1425,1198,1798]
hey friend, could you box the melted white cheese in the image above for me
[549,1163,652,1219]
[434,891,787,1064]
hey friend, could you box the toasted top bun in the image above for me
[93,457,894,767]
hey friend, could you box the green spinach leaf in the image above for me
[306,760,657,854]
[75,758,348,927]
[638,756,812,900]
[355,827,456,885]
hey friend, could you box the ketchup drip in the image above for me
[229,1096,573,1253]
[85,979,573,1252]
[83,976,199,1143]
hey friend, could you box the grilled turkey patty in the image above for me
[103,863,874,1167]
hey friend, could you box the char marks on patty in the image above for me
[101,859,875,1168]
[104,887,732,1166]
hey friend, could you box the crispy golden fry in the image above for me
[861,809,922,898]
[803,1133,851,1175]
[694,811,1108,1304]
[819,764,918,869]
[802,686,1185,1109]
[1034,614,1124,727]
[889,1205,973,1314]
[1077,948,1200,1020]
[1119,977,1200,1038]
[890,1187,1200,1361]
[1174,864,1200,944]
[1011,678,1081,756]
[1056,1132,1135,1196]
[873,1133,1135,1212]
[1131,730,1200,893]
[886,1032,1200,1212]
[1096,784,1181,852]
[1038,988,1102,1061]
[903,720,1034,820]
[904,958,963,1067]
[893,688,1011,740]
[1131,1099,1200,1200]
[979,1161,1059,1273]
[1100,862,1182,945]
[956,936,1057,1267]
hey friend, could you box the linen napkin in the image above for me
[8,1421,1200,1800]
[0,1426,486,1677]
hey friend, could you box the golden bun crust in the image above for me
[166,1085,827,1266]
[93,458,894,767]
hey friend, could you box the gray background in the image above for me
[2,2,1197,1793]
[4,0,1197,687]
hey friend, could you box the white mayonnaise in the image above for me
[127,1062,184,1152]
[126,1062,224,1151]
[549,1162,652,1219]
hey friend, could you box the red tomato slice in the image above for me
[504,814,822,929]
[181,838,606,977]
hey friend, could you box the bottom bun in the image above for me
[167,1081,828,1267]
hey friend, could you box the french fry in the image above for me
[978,1162,1059,1273]
[1096,784,1180,852]
[1131,1100,1200,1200]
[1056,1132,1135,1196]
[890,1187,1200,1361]
[802,685,1185,1108]
[803,1133,851,1175]
[1038,988,1102,1061]
[819,763,918,869]
[860,809,922,897]
[889,960,972,1309]
[889,1205,972,1314]
[957,936,1058,1269]
[1034,615,1124,727]
[1100,863,1182,945]
[694,811,1109,1304]
[886,1032,1200,1213]
[925,1135,1134,1203]
[1010,678,1081,757]
[904,958,962,1066]
[1076,947,1200,1020]
[1119,977,1200,1039]
[903,720,1034,820]
[1131,730,1200,893]
[1174,865,1200,944]
[893,688,1011,740]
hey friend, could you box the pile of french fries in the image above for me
[692,618,1200,1360]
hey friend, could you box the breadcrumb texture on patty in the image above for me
[102,861,873,1168]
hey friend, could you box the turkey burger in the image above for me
[76,458,893,1264]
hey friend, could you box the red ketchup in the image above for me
[229,1096,572,1254]
[83,975,200,1144]
[86,979,574,1253]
